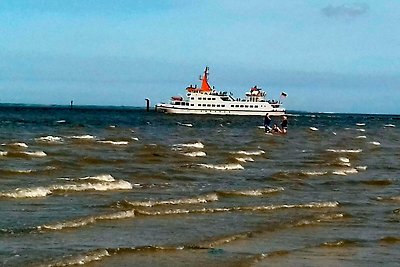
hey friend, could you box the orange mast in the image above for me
[200,66,211,92]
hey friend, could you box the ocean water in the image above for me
[0,105,399,267]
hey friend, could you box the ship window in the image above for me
[245,105,248,108]
[235,105,239,107]
[186,103,189,106]
[208,98,211,100]
[198,104,201,106]
[203,104,206,107]
[191,97,194,100]
[255,105,258,108]
[212,98,216,100]
[231,105,234,107]
[250,105,253,108]
[221,105,225,107]
[212,104,215,107]
[191,104,194,106]
[240,105,244,108]
[217,104,220,107]
[207,104,211,107]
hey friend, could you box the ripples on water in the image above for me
[0,105,399,266]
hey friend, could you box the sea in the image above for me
[0,104,399,267]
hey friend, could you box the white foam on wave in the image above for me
[356,135,367,139]
[332,171,347,176]
[78,174,116,182]
[52,180,133,192]
[39,210,137,231]
[223,187,284,196]
[36,136,64,143]
[97,140,129,145]
[326,149,362,153]
[173,142,204,149]
[369,141,381,146]
[8,142,28,148]
[356,123,366,126]
[56,120,66,123]
[384,124,396,128]
[125,193,219,207]
[46,249,110,267]
[235,150,265,156]
[177,122,193,127]
[1,175,132,198]
[23,151,47,157]
[0,151,7,156]
[69,135,96,140]
[309,127,319,131]
[198,163,244,170]
[136,201,340,216]
[357,129,366,132]
[356,166,367,171]
[338,157,350,163]
[6,169,33,173]
[183,151,207,157]
[0,187,52,198]
[131,137,139,141]
[301,171,328,176]
[332,168,358,176]
[235,156,254,162]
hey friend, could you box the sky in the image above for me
[0,0,399,114]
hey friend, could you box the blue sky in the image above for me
[0,0,399,114]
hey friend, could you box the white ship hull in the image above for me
[156,104,285,116]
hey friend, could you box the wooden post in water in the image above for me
[70,100,74,109]
[145,98,150,112]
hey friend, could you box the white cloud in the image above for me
[321,3,369,18]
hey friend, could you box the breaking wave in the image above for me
[97,140,129,145]
[35,201,339,232]
[173,142,204,149]
[320,239,358,247]
[183,151,207,157]
[326,149,362,153]
[36,136,64,144]
[235,156,254,162]
[198,163,244,170]
[0,175,132,199]
[38,210,137,231]
[234,150,265,156]
[68,135,96,140]
[218,187,284,196]
[136,201,339,216]
[369,141,381,146]
[332,168,358,176]
[3,142,29,148]
[2,151,47,158]
[300,171,329,176]
[120,193,219,208]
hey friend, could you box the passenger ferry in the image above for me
[156,67,286,116]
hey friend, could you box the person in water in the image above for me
[264,113,272,133]
[272,124,282,134]
[281,116,288,134]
